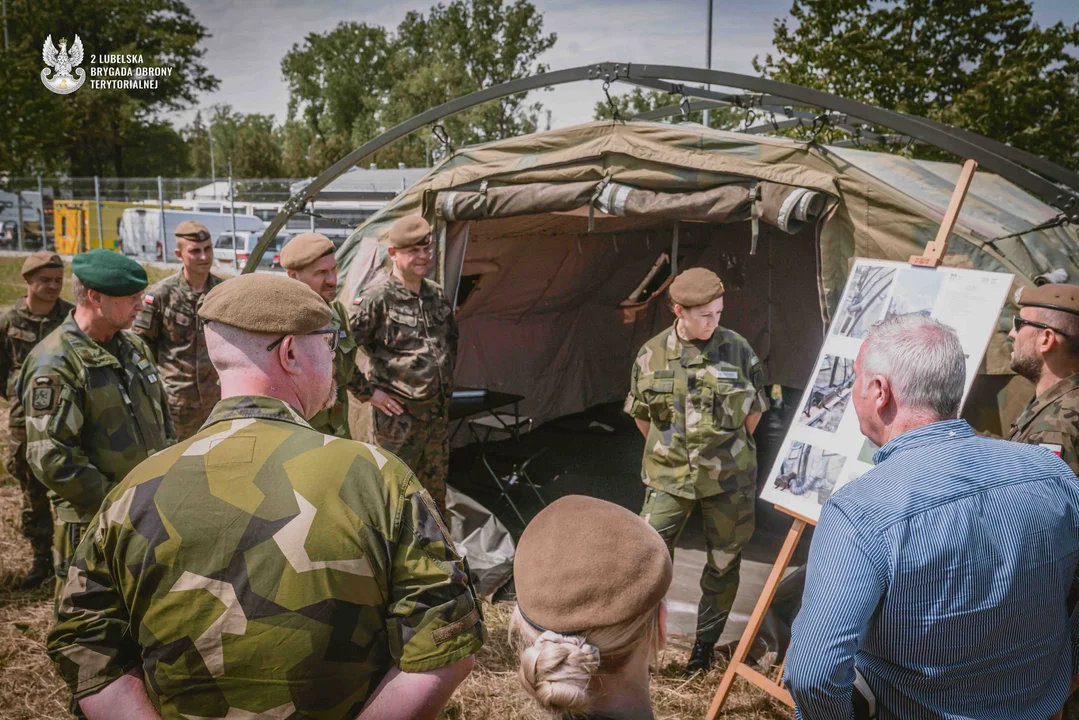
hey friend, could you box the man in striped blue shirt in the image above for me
[786,313,1079,719]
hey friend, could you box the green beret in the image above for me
[514,495,672,633]
[21,251,63,278]
[1015,283,1079,317]
[388,216,432,249]
[199,274,332,334]
[669,267,725,307]
[279,232,336,270]
[71,249,148,297]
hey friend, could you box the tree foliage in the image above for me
[592,87,742,130]
[754,0,1079,168]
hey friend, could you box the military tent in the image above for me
[336,120,1079,433]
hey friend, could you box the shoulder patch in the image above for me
[1039,442,1064,457]
[353,298,361,305]
[30,375,60,413]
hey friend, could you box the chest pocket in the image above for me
[387,308,421,346]
[642,375,675,424]
[163,307,195,344]
[8,326,36,344]
[713,377,752,431]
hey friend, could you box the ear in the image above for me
[673,303,684,319]
[275,335,302,376]
[874,374,892,410]
[285,269,297,280]
[1039,328,1060,354]
[173,245,182,260]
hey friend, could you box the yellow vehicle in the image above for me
[54,200,174,254]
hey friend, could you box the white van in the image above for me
[119,208,264,261]
[214,230,292,270]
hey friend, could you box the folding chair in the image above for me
[477,445,547,526]
[468,412,533,444]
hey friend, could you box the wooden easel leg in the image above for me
[705,518,807,720]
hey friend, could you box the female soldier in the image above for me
[624,267,768,674]
[511,495,672,719]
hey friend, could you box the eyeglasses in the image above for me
[266,328,341,353]
[1012,315,1071,337]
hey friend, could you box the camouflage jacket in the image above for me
[134,272,223,434]
[349,274,458,402]
[308,300,358,438]
[17,314,175,524]
[48,395,486,717]
[1009,371,1079,475]
[0,296,74,434]
[625,324,769,499]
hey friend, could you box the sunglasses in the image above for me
[266,328,341,353]
[1012,315,1071,337]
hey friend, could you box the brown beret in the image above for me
[514,495,673,633]
[1016,283,1079,317]
[199,274,332,334]
[21,251,63,278]
[669,267,725,307]
[387,216,432,249]
[174,220,211,243]
[279,233,336,271]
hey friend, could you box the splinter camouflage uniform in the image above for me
[48,395,486,718]
[1009,371,1079,476]
[350,274,458,512]
[308,300,358,438]
[134,272,223,439]
[625,324,768,644]
[18,315,175,597]
[0,297,74,560]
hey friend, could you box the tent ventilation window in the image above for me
[619,252,672,308]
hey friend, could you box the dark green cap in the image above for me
[71,249,148,297]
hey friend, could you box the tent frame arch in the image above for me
[245,62,1079,273]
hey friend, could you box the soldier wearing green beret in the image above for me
[48,273,484,720]
[349,215,458,514]
[16,249,174,600]
[281,231,358,439]
[0,252,73,588]
[624,267,768,674]
[1009,283,1079,475]
[134,220,224,440]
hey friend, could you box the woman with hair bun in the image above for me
[510,495,674,719]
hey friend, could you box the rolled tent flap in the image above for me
[436,178,827,235]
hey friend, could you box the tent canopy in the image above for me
[337,120,1079,428]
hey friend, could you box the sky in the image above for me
[168,0,1079,133]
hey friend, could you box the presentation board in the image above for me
[759,258,1014,521]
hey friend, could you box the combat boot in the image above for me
[21,553,53,590]
[686,638,715,674]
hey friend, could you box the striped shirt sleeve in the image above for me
[786,502,888,720]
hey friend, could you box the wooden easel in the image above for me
[705,158,980,719]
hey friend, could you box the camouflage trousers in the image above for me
[641,482,756,645]
[52,518,87,606]
[169,397,217,442]
[370,395,449,515]
[7,427,52,559]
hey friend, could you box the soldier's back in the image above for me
[49,395,484,717]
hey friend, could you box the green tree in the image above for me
[755,0,1079,167]
[0,0,218,176]
[593,87,742,130]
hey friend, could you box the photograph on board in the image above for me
[832,265,897,338]
[797,355,856,433]
[772,441,847,506]
[886,267,944,319]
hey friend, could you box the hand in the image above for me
[371,389,404,417]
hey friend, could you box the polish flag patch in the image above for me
[353,298,361,305]
[1039,443,1064,457]
[143,295,155,305]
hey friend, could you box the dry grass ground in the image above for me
[0,256,792,719]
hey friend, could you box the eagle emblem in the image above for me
[41,34,86,95]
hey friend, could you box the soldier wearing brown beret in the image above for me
[624,267,769,673]
[510,495,673,718]
[1009,283,1079,476]
[134,220,223,440]
[0,251,72,588]
[349,215,458,514]
[280,232,358,439]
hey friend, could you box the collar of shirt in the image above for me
[203,395,314,431]
[388,271,435,300]
[872,418,974,465]
[664,323,728,367]
[62,312,132,369]
[1015,372,1079,430]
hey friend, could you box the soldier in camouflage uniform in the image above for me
[48,274,484,719]
[281,232,358,438]
[0,252,73,588]
[350,216,457,514]
[624,268,768,674]
[134,220,223,440]
[1008,283,1079,474]
[18,250,174,600]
